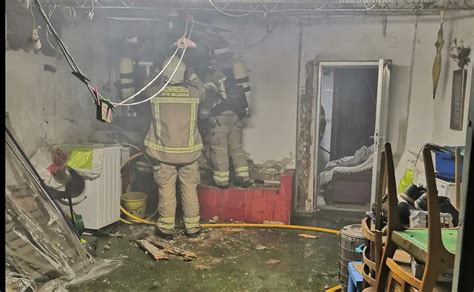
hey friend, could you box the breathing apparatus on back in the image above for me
[162,55,187,85]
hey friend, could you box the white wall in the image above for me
[301,15,418,172]
[231,19,299,165]
[221,15,417,168]
[5,21,109,156]
[225,13,473,180]
[395,12,474,180]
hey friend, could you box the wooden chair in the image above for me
[360,149,410,291]
[375,143,458,292]
[361,149,386,289]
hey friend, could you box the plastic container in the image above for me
[398,160,414,193]
[339,224,365,292]
[121,192,148,219]
[434,151,462,182]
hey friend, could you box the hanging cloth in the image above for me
[432,10,445,99]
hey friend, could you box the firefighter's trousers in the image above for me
[209,113,250,187]
[153,160,200,234]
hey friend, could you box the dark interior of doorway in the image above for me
[331,67,378,161]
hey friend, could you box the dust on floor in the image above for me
[71,210,363,292]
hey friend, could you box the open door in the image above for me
[370,59,391,206]
[312,60,391,210]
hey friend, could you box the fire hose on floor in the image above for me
[120,146,340,235]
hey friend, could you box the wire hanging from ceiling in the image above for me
[225,16,252,41]
[231,15,281,50]
[46,0,62,53]
[262,3,280,13]
[114,20,196,107]
[112,20,190,106]
[50,1,472,16]
[74,0,87,8]
[30,3,37,30]
[121,0,135,8]
[33,0,116,116]
[88,0,94,19]
[208,0,260,17]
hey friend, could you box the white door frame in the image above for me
[313,60,391,209]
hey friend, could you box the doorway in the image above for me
[314,61,390,211]
[330,67,377,161]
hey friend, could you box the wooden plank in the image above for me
[146,236,197,261]
[136,240,169,261]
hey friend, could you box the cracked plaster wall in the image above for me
[6,21,109,157]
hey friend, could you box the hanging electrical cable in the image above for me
[209,0,259,17]
[34,1,81,74]
[192,19,231,32]
[111,20,190,106]
[225,16,251,41]
[262,3,280,13]
[34,0,118,123]
[121,0,135,8]
[30,2,37,29]
[46,0,62,53]
[231,16,281,49]
[32,0,201,121]
[75,0,87,8]
[114,20,195,107]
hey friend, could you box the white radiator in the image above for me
[74,145,122,230]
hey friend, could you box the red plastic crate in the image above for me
[198,169,295,224]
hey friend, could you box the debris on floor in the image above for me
[224,228,245,232]
[136,236,197,261]
[298,233,319,239]
[255,244,268,250]
[136,239,169,261]
[266,259,281,265]
[71,210,360,291]
[146,236,197,261]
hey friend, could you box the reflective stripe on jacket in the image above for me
[144,84,205,164]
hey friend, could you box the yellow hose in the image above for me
[120,207,339,235]
[325,284,342,292]
[200,223,340,235]
[120,218,132,225]
[121,206,155,225]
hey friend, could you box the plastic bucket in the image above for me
[121,192,148,219]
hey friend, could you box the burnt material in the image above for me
[295,60,316,213]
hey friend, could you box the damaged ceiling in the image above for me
[7,0,473,54]
[12,0,474,16]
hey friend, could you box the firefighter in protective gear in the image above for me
[202,61,251,188]
[144,54,205,239]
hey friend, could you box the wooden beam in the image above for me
[146,236,197,261]
[136,240,169,261]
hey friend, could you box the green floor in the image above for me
[71,210,363,292]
